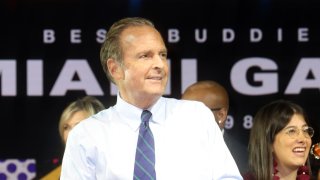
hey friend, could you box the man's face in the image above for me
[115,26,168,108]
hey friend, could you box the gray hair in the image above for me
[100,17,155,83]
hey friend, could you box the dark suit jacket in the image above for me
[224,130,249,174]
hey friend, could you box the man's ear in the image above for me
[215,108,228,126]
[107,58,124,80]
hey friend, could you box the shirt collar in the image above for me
[114,93,165,131]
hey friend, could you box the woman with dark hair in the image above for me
[244,100,314,180]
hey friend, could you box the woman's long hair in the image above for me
[248,100,310,180]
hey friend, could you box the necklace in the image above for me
[273,159,310,180]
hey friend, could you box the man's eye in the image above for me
[63,125,70,131]
[160,53,167,59]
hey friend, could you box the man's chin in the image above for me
[146,90,164,97]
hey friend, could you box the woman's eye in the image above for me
[303,127,312,135]
[287,128,297,135]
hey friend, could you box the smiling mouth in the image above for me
[293,147,306,153]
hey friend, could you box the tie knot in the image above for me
[141,110,152,127]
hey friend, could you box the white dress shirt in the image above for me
[60,95,242,180]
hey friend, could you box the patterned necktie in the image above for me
[133,110,156,180]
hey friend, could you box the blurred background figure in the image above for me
[58,96,105,144]
[41,96,105,180]
[245,100,314,180]
[182,80,229,130]
[182,80,248,174]
[310,142,320,180]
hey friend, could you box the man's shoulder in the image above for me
[70,108,114,138]
[76,107,114,128]
[162,96,202,105]
[161,96,207,112]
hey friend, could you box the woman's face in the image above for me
[62,110,89,144]
[273,113,312,170]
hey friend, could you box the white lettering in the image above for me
[195,29,207,43]
[222,28,235,43]
[250,28,262,42]
[165,60,172,95]
[50,59,103,96]
[27,60,43,96]
[0,60,16,96]
[298,28,309,42]
[285,58,320,94]
[96,29,106,43]
[70,29,81,44]
[168,29,180,43]
[230,57,278,95]
[181,59,197,93]
[277,28,283,42]
[43,29,55,44]
[39,27,320,45]
[110,82,117,96]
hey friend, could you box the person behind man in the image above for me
[182,80,229,130]
[244,100,314,180]
[182,80,248,174]
[41,96,105,180]
[58,96,105,144]
[60,17,242,179]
